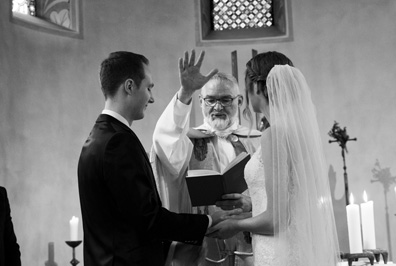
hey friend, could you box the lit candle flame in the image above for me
[363,190,368,203]
[349,193,354,205]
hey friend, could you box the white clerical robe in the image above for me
[151,93,261,266]
[151,93,261,212]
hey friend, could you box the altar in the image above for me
[328,123,396,266]
[338,261,395,266]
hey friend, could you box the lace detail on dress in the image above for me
[244,146,275,266]
[245,147,303,265]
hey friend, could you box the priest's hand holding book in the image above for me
[215,193,252,212]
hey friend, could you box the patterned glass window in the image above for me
[11,0,82,38]
[12,0,36,16]
[12,0,73,29]
[212,0,273,31]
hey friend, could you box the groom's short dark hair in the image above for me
[99,51,149,99]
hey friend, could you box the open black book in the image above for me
[186,152,251,206]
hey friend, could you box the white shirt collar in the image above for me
[101,109,131,128]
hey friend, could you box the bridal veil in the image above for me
[266,65,341,265]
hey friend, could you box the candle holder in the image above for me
[65,240,82,266]
[364,248,389,264]
[340,251,375,266]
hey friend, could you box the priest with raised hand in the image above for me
[152,50,261,266]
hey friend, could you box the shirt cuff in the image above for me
[175,93,192,108]
[173,93,192,126]
[207,215,212,228]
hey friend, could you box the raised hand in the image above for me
[177,50,218,104]
[216,193,252,212]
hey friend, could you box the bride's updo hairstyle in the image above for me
[243,51,293,129]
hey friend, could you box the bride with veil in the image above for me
[208,51,341,266]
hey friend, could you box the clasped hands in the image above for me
[207,193,252,240]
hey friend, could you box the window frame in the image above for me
[194,0,293,46]
[9,0,83,39]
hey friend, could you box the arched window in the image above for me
[195,0,292,46]
[212,0,273,31]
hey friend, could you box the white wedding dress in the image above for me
[244,145,300,266]
[244,145,276,266]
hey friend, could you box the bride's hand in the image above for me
[209,208,242,227]
[227,212,252,220]
[206,219,241,239]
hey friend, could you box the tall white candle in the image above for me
[69,216,79,241]
[360,191,376,249]
[346,193,363,253]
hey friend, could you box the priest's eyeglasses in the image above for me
[200,95,240,107]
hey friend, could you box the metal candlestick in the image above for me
[328,121,357,205]
[65,240,82,266]
[364,248,389,264]
[340,248,389,265]
[340,251,375,266]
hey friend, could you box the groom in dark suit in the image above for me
[78,51,239,266]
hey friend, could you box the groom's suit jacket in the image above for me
[78,114,209,266]
[0,186,21,266]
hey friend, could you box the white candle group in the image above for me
[346,191,377,253]
[360,191,376,249]
[346,193,363,253]
[69,216,79,241]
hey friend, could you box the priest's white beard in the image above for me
[203,113,238,135]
